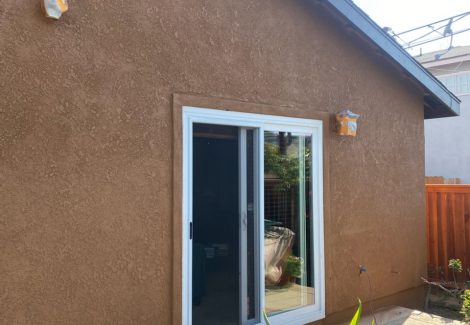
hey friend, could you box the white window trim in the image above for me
[182,106,325,325]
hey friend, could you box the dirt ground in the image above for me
[426,287,464,321]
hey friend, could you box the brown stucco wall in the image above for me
[1,0,426,324]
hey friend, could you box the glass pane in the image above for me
[192,124,258,325]
[264,131,313,316]
[192,123,240,325]
[463,74,470,94]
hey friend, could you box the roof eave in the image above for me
[324,0,460,119]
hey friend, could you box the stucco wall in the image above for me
[1,1,426,324]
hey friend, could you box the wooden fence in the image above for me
[426,184,470,282]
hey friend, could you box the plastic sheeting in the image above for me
[336,110,360,137]
[42,0,68,20]
[264,226,295,285]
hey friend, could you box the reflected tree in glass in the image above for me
[264,131,314,316]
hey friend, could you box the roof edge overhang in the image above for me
[323,0,460,119]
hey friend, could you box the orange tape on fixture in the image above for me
[42,0,68,20]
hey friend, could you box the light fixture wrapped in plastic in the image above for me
[42,0,68,20]
[336,110,360,137]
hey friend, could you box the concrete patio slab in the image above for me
[344,306,465,325]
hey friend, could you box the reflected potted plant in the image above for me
[280,255,303,286]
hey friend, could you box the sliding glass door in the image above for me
[263,131,313,316]
[183,107,325,325]
[191,124,259,325]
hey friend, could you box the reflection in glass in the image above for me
[264,131,313,316]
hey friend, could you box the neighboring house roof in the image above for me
[415,45,470,66]
[322,0,460,119]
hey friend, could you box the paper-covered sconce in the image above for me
[336,110,360,136]
[42,0,68,20]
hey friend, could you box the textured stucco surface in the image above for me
[1,0,426,324]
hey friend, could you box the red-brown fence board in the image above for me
[426,184,470,282]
